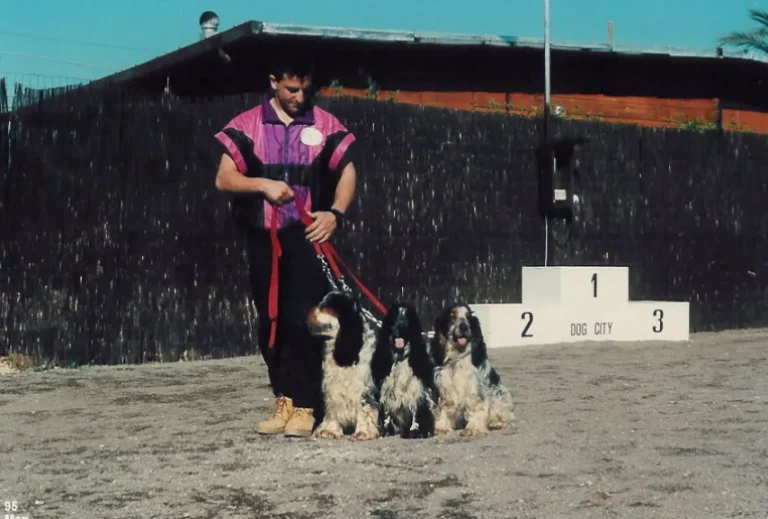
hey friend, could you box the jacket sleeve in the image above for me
[326,130,358,174]
[214,113,255,174]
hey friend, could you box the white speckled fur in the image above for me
[432,305,516,437]
[434,352,490,436]
[379,355,435,436]
[478,360,516,429]
[311,309,379,441]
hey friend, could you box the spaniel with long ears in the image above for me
[307,291,380,441]
[371,303,438,439]
[429,302,516,437]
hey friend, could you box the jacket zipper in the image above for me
[283,123,290,182]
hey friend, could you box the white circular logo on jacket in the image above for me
[300,127,323,146]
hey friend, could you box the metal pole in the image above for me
[544,0,551,116]
[543,0,551,266]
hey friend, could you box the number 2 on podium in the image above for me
[521,311,534,338]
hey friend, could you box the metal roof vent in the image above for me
[199,11,220,39]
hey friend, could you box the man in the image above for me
[213,53,358,437]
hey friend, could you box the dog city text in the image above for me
[570,321,613,337]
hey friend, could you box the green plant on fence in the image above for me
[669,115,717,131]
[328,79,344,95]
[365,76,380,99]
[384,90,399,103]
[729,120,744,132]
[728,120,756,133]
[562,105,606,123]
[583,112,605,122]
[487,98,502,111]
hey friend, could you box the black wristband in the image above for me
[330,208,345,229]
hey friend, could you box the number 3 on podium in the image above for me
[653,309,664,333]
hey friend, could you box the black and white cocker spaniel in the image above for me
[307,291,380,441]
[371,303,438,439]
[429,302,516,437]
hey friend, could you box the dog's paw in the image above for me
[459,426,488,438]
[349,431,378,441]
[489,421,509,430]
[313,428,342,440]
[404,429,432,439]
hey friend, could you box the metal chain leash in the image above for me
[360,306,383,329]
[317,253,382,330]
[318,254,338,291]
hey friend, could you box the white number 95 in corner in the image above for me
[3,500,30,519]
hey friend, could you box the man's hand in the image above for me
[305,211,338,243]
[261,179,295,205]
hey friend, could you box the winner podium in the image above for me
[469,266,690,349]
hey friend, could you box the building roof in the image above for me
[250,20,768,62]
[94,19,767,85]
[89,19,768,105]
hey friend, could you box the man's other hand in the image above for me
[305,211,337,243]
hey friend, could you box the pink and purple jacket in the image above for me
[215,98,357,231]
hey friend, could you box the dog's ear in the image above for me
[372,305,398,387]
[429,306,450,366]
[379,306,398,339]
[406,307,429,355]
[406,305,424,338]
[468,311,488,368]
[433,304,452,334]
[370,335,393,389]
[407,312,436,383]
[333,306,364,366]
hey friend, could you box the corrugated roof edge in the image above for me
[91,19,768,87]
[256,20,768,64]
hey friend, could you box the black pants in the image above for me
[246,224,330,409]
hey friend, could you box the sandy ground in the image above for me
[1,329,767,519]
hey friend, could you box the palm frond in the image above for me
[718,27,768,54]
[747,8,768,28]
[719,8,768,54]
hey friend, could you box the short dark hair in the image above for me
[269,50,314,81]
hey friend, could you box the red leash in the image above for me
[267,208,281,349]
[266,199,387,349]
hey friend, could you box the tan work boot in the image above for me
[256,395,294,435]
[284,407,315,438]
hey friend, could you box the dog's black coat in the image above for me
[371,303,437,439]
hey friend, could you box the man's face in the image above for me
[270,73,312,116]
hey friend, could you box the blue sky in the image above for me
[1,0,765,89]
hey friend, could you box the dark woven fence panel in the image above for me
[2,89,260,364]
[546,118,768,329]
[324,97,545,314]
[1,78,9,355]
[1,85,767,365]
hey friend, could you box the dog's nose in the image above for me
[459,322,469,334]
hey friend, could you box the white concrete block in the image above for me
[522,266,629,306]
[469,300,689,349]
